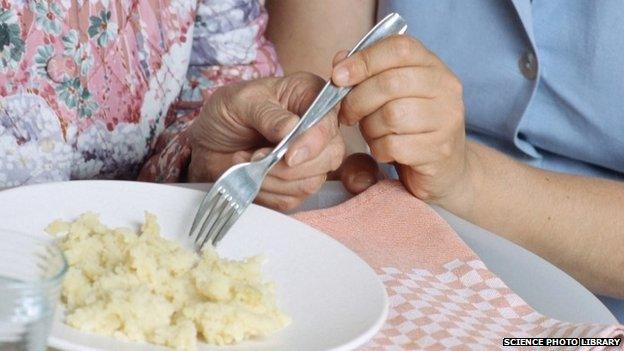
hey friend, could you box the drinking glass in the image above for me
[0,229,67,351]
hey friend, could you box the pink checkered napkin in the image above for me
[293,180,624,350]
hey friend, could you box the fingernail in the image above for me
[233,153,247,163]
[333,66,350,85]
[288,147,309,166]
[352,172,376,188]
[334,50,349,64]
[338,50,349,60]
[251,151,268,161]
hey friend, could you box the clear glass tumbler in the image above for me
[0,229,67,351]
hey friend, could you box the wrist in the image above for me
[434,141,483,219]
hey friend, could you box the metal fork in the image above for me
[188,13,408,251]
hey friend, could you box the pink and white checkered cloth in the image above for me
[293,180,624,350]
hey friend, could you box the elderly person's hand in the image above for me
[329,34,469,208]
[188,72,346,211]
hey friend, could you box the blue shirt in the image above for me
[377,0,624,320]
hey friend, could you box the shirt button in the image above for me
[46,54,78,83]
[518,51,537,80]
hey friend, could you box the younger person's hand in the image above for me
[331,35,471,207]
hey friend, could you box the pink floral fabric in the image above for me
[0,0,280,187]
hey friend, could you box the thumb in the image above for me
[338,153,380,195]
[249,101,300,144]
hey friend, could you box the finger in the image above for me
[332,50,349,66]
[248,100,301,144]
[359,98,441,140]
[269,135,344,180]
[278,72,326,116]
[284,106,341,167]
[250,147,272,161]
[256,72,341,167]
[368,133,444,166]
[337,153,380,194]
[255,191,303,212]
[188,149,252,182]
[233,150,252,164]
[332,35,435,86]
[340,66,441,125]
[261,174,326,197]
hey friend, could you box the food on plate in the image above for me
[46,212,290,350]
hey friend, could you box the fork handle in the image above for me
[266,13,408,169]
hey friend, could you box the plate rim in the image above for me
[0,180,389,351]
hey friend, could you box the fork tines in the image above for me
[189,185,241,251]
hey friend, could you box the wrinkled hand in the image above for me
[330,35,469,206]
[189,72,345,211]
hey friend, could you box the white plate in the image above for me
[0,180,388,351]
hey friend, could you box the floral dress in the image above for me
[0,0,280,187]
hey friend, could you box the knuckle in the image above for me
[216,85,241,116]
[450,106,465,130]
[380,136,406,163]
[359,118,373,138]
[418,164,439,177]
[235,82,259,101]
[394,150,411,165]
[357,50,374,77]
[300,176,325,195]
[395,153,411,165]
[383,102,407,130]
[273,114,297,137]
[378,73,404,95]
[383,136,401,155]
[340,96,359,121]
[430,69,446,94]
[443,101,465,132]
[439,141,454,158]
[423,50,439,67]
[449,75,463,96]
[391,35,415,59]
[453,100,466,120]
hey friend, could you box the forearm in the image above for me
[449,141,624,297]
[266,0,375,77]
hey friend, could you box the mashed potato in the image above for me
[46,212,290,350]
